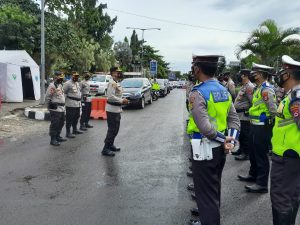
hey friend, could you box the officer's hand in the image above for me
[223,137,235,154]
[122,99,129,105]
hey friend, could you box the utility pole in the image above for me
[126,27,161,77]
[40,0,45,105]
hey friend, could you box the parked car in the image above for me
[156,79,168,97]
[177,80,186,88]
[88,74,112,95]
[121,78,152,109]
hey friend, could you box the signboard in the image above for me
[150,60,157,76]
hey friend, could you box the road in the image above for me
[0,89,274,225]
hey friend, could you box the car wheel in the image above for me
[104,89,107,96]
[139,97,145,109]
[148,95,153,104]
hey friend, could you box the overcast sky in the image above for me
[103,0,300,72]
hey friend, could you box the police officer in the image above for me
[271,55,300,225]
[80,71,93,131]
[188,55,240,225]
[238,63,277,193]
[64,71,83,138]
[102,67,129,157]
[45,71,67,146]
[234,69,255,160]
[223,72,237,100]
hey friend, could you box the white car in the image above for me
[88,74,112,95]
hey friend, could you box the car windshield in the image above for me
[157,80,165,85]
[90,76,106,82]
[121,79,143,88]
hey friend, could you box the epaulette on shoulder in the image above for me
[192,82,203,91]
[291,89,300,99]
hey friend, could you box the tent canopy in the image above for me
[0,50,40,102]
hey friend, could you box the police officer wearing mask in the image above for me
[271,55,300,225]
[102,67,129,157]
[233,69,255,160]
[223,72,237,100]
[80,71,93,131]
[238,63,277,193]
[64,71,83,138]
[45,71,67,146]
[188,55,240,225]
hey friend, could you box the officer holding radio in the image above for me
[188,55,240,225]
[45,71,67,146]
[271,55,300,225]
[238,63,277,193]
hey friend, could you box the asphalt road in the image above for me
[0,89,275,225]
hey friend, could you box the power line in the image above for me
[106,8,251,34]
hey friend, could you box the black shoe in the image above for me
[291,201,299,225]
[272,207,293,225]
[73,130,83,134]
[50,136,60,146]
[245,184,268,193]
[191,192,197,200]
[66,132,75,138]
[190,207,199,216]
[187,183,194,191]
[102,148,115,157]
[187,170,193,177]
[189,219,201,225]
[80,125,87,131]
[231,149,241,155]
[237,174,256,182]
[56,136,67,142]
[235,153,249,161]
[110,145,121,152]
[85,123,93,128]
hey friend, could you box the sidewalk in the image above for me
[0,100,40,118]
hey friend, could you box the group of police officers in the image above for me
[45,71,94,146]
[185,54,300,225]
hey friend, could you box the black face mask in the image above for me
[249,75,257,83]
[72,77,79,82]
[223,76,229,82]
[275,73,289,88]
[117,72,123,79]
[188,73,195,82]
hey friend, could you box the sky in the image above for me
[102,0,300,73]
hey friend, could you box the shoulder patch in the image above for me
[262,91,269,101]
[290,102,300,118]
[246,86,253,95]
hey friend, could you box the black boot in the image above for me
[102,145,115,157]
[235,153,249,161]
[110,145,121,152]
[66,128,75,138]
[190,207,199,216]
[50,136,60,146]
[187,183,194,191]
[56,133,67,142]
[80,124,87,131]
[85,123,93,128]
[73,129,83,134]
[291,201,299,225]
[272,207,293,225]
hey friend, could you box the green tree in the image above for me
[113,41,132,70]
[236,19,300,67]
[0,5,38,53]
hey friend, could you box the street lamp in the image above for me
[40,0,45,104]
[126,27,161,77]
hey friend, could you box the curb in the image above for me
[24,107,50,121]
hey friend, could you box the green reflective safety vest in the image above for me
[249,82,274,123]
[152,83,160,91]
[271,96,300,157]
[187,80,232,135]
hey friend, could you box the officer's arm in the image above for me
[191,91,225,142]
[107,82,123,103]
[229,83,236,99]
[63,83,69,95]
[262,88,277,118]
[245,85,254,103]
[227,103,241,139]
[45,84,54,104]
[290,100,300,130]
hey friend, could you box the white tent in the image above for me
[0,50,40,102]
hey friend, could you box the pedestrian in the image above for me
[238,63,277,193]
[102,67,129,157]
[233,69,255,160]
[80,71,93,131]
[45,71,67,146]
[188,55,240,225]
[64,71,83,138]
[271,55,300,225]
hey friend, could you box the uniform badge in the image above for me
[290,103,300,118]
[262,91,269,101]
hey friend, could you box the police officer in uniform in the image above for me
[80,71,93,131]
[271,55,300,225]
[223,72,237,100]
[64,71,83,138]
[234,69,255,160]
[238,63,277,193]
[45,71,67,146]
[188,55,240,225]
[102,67,129,157]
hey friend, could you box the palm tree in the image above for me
[236,19,300,68]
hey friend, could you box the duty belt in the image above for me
[107,100,122,106]
[192,132,222,148]
[67,96,81,101]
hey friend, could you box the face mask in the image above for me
[223,76,229,82]
[72,77,79,82]
[117,72,123,79]
[275,73,289,88]
[188,74,195,82]
[56,78,63,84]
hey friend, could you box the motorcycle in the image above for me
[151,90,159,101]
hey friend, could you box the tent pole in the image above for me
[40,0,45,105]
